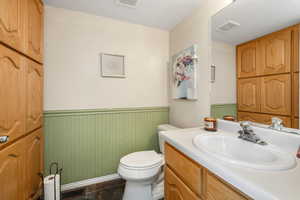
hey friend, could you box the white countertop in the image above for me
[161,120,300,200]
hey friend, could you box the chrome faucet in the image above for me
[269,117,283,131]
[238,121,267,145]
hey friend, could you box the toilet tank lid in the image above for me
[158,124,179,132]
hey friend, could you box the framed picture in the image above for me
[172,45,198,100]
[100,53,126,78]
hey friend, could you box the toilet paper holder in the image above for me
[42,162,63,200]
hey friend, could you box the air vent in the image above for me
[217,20,240,31]
[116,0,139,8]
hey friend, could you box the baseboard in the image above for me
[61,174,121,192]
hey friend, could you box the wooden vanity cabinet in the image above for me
[165,143,251,200]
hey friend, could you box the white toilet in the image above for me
[118,124,179,200]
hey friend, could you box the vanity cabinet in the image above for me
[165,143,251,200]
[237,24,299,128]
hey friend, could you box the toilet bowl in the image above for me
[118,124,179,200]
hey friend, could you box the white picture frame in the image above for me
[100,53,126,78]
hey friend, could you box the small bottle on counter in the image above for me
[204,117,217,132]
[223,115,235,121]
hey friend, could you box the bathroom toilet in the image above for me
[118,124,179,200]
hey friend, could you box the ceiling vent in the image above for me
[115,0,139,8]
[217,20,240,32]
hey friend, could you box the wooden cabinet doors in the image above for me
[261,74,291,115]
[0,45,25,147]
[0,139,25,200]
[293,74,299,117]
[0,0,25,53]
[237,41,258,78]
[238,78,260,112]
[25,129,44,199]
[165,167,200,200]
[259,29,291,75]
[26,0,44,63]
[26,59,43,133]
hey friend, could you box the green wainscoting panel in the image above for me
[44,107,169,184]
[211,104,237,119]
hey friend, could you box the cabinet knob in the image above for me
[0,136,9,143]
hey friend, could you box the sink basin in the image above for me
[193,134,296,171]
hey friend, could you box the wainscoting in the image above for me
[44,107,169,184]
[211,104,237,119]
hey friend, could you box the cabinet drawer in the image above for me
[165,143,204,198]
[206,171,249,200]
[165,167,201,200]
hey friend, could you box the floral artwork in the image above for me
[172,45,198,100]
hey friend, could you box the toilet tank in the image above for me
[158,124,179,154]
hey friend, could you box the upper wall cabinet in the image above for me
[237,41,258,78]
[238,78,260,112]
[0,0,26,53]
[0,45,26,147]
[261,74,291,115]
[26,0,44,63]
[26,59,43,133]
[258,29,291,75]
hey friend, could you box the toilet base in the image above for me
[122,181,152,200]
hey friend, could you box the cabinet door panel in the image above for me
[293,73,299,117]
[206,171,248,200]
[26,0,44,63]
[0,0,25,52]
[259,29,291,75]
[165,167,200,200]
[0,44,25,147]
[238,78,260,112]
[25,129,44,199]
[261,74,291,115]
[26,59,43,133]
[0,138,25,200]
[293,118,299,129]
[237,42,257,78]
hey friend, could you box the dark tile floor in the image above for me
[62,179,125,200]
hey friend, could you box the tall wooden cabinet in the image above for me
[0,0,44,199]
[237,24,299,128]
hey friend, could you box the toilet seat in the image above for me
[120,151,163,170]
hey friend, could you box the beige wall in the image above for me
[44,6,169,110]
[211,41,236,105]
[169,0,234,128]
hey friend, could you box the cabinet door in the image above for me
[165,167,200,200]
[26,59,43,133]
[238,78,260,112]
[25,129,44,199]
[238,112,262,124]
[293,26,299,73]
[0,139,25,200]
[206,171,248,200]
[293,118,299,129]
[259,29,291,75]
[261,74,291,115]
[293,73,299,117]
[237,42,258,78]
[0,0,25,53]
[0,44,25,147]
[26,0,44,63]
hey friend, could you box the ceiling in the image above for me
[44,0,202,30]
[212,0,300,45]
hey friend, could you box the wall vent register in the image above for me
[115,0,139,8]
